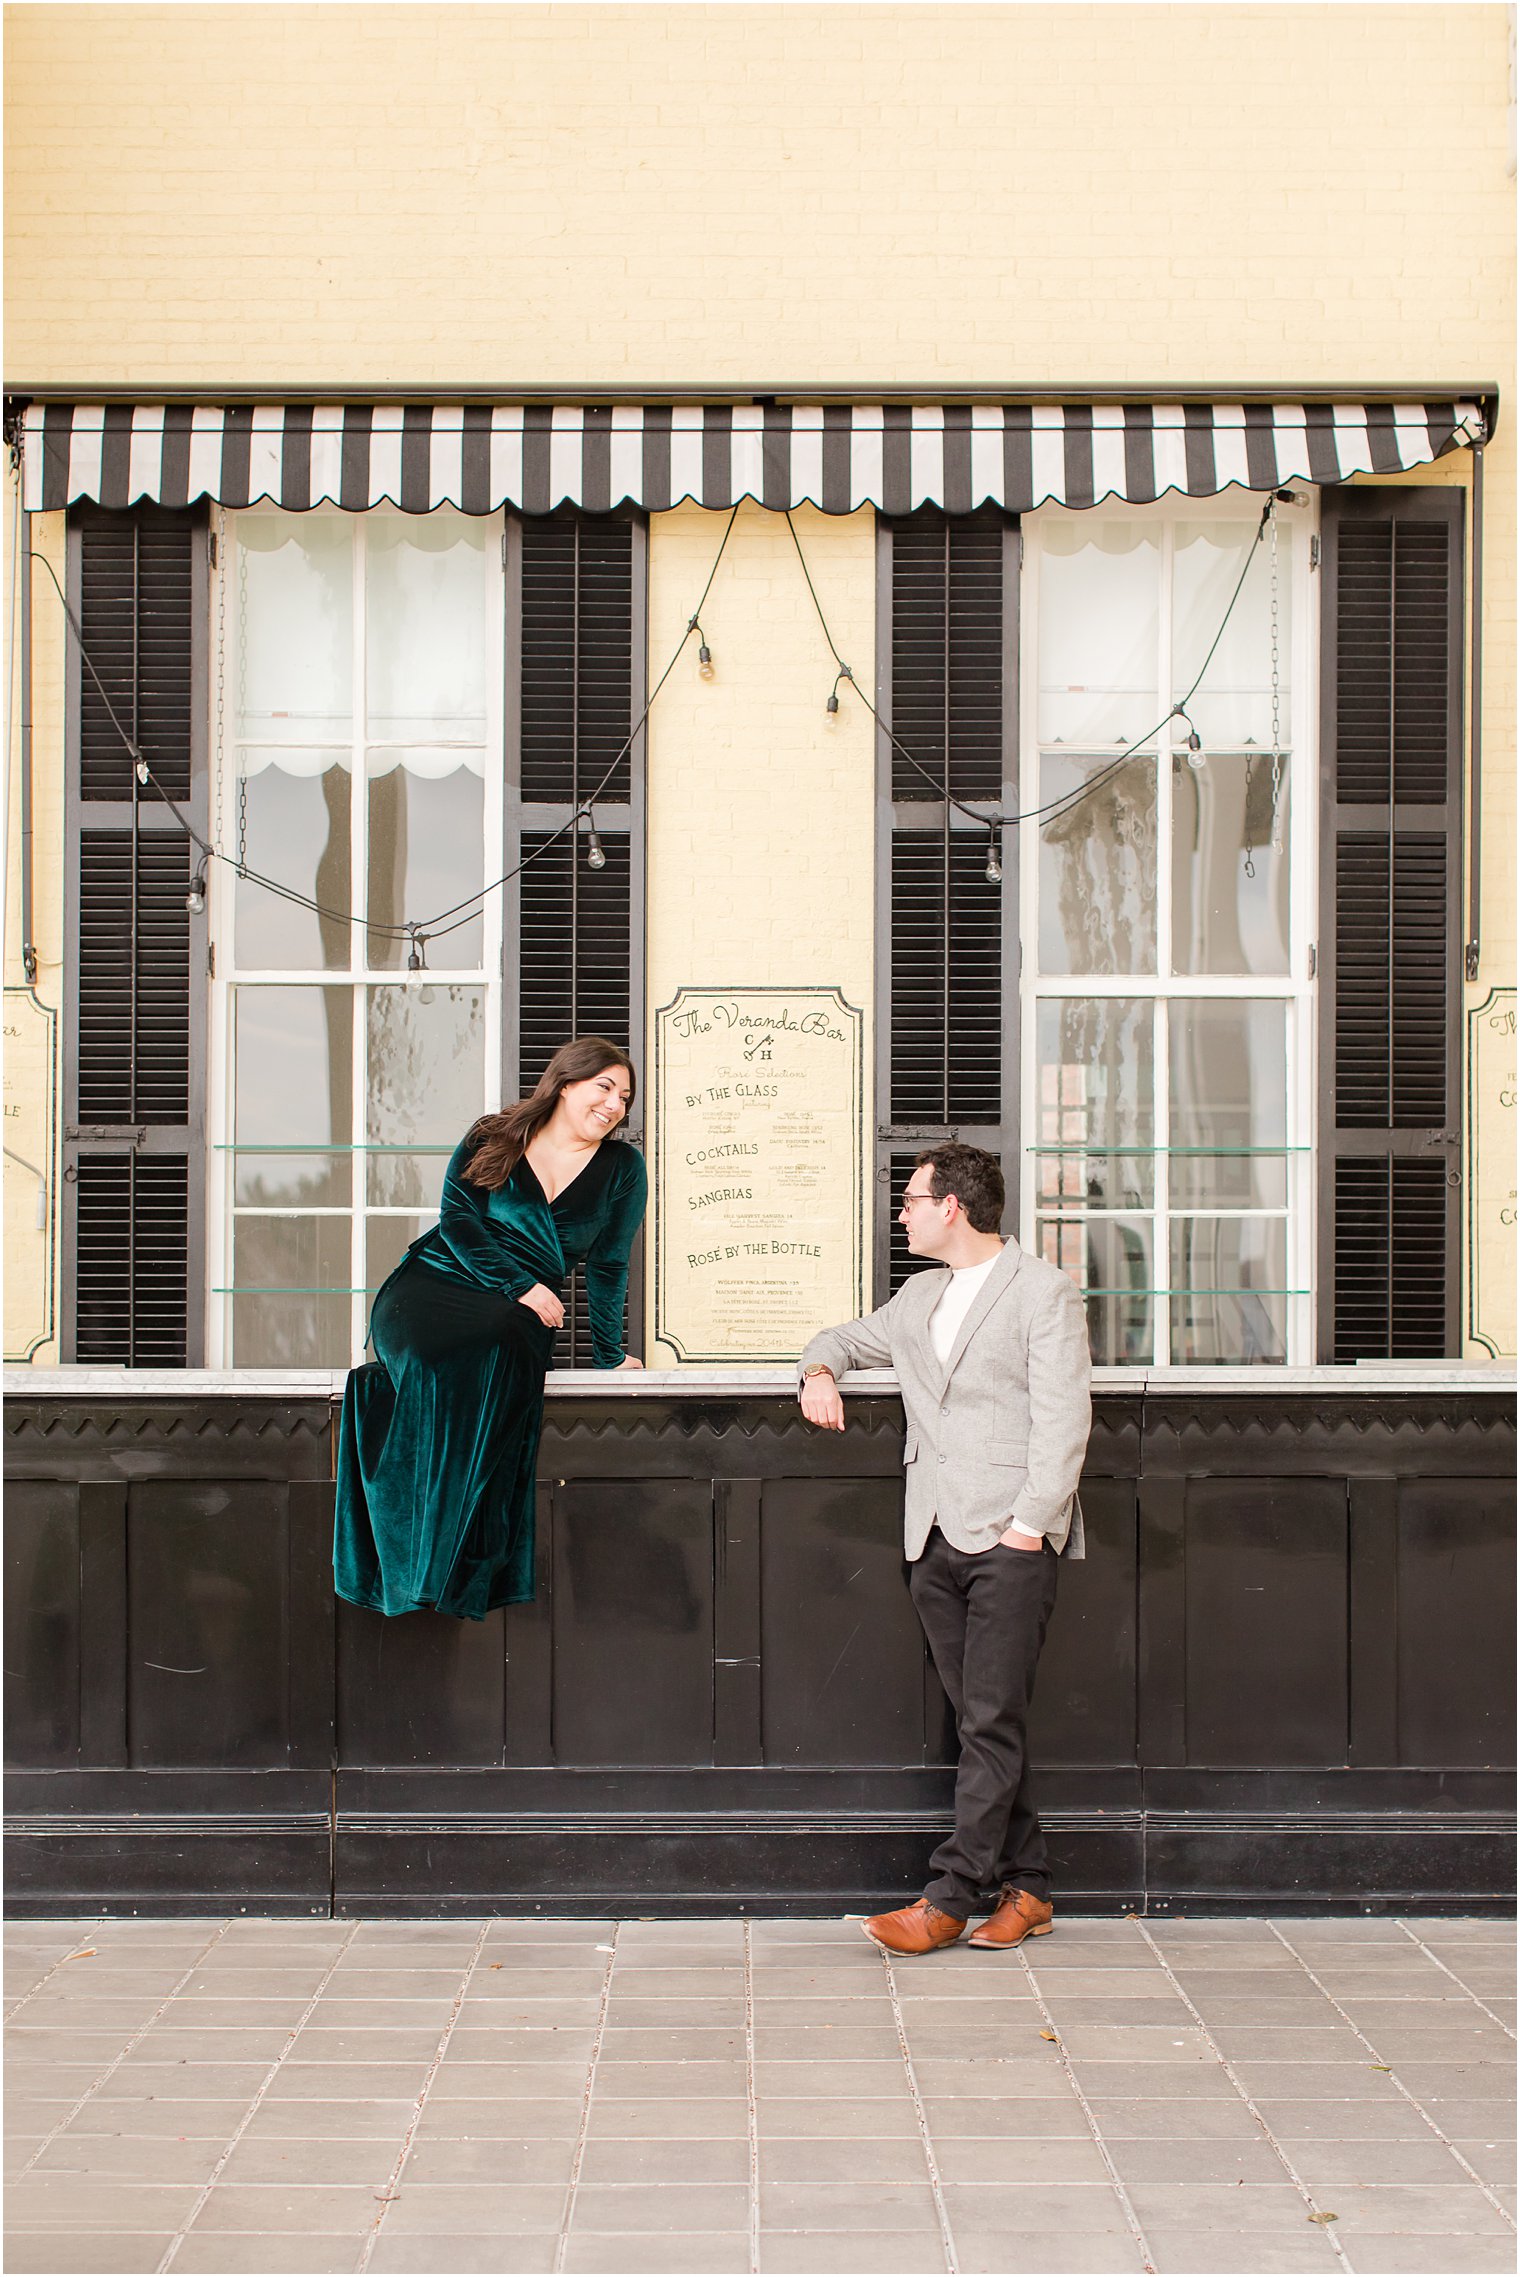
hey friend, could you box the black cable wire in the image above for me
[33,504,741,947]
[785,498,1276,835]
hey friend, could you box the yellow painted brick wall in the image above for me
[644,503,876,1363]
[4,3,1514,1362]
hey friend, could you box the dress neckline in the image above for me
[519,1142,613,1210]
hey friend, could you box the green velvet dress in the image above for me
[334,1134,647,1620]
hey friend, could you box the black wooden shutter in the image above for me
[878,507,1018,1295]
[64,506,208,1364]
[1318,487,1463,1360]
[507,508,645,1361]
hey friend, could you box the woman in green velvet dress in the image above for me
[335,1036,647,1620]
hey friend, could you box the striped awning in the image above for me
[22,399,1484,517]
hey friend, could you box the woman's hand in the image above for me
[613,1355,645,1371]
[517,1283,565,1330]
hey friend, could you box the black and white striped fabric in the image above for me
[23,400,1482,516]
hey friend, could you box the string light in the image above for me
[581,810,608,871]
[984,829,1003,885]
[185,867,208,915]
[690,616,714,677]
[826,665,852,716]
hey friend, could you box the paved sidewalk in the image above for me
[5,1915,1514,2276]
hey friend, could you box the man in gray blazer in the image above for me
[798,1143,1091,1956]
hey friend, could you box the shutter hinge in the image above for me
[65,1124,146,1146]
[1307,943,1317,979]
[207,941,216,978]
[1310,536,1320,571]
[501,531,508,570]
[209,531,218,570]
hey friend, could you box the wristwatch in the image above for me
[801,1364,835,1380]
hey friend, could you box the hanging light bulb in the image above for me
[985,829,1003,885]
[826,676,841,717]
[583,811,607,871]
[134,755,150,786]
[690,616,714,678]
[185,867,208,915]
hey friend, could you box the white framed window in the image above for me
[205,506,504,1367]
[1019,494,1317,1366]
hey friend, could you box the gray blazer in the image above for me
[798,1239,1091,1560]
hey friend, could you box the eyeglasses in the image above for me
[900,1189,941,1211]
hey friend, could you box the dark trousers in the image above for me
[909,1527,1060,1921]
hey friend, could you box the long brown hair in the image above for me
[462,1036,637,1190]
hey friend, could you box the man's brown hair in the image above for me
[914,1143,1005,1235]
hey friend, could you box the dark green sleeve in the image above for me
[436,1136,536,1299]
[584,1146,649,1367]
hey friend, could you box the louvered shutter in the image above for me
[879,508,1018,1294]
[1318,488,1463,1360]
[64,506,208,1364]
[508,508,645,1363]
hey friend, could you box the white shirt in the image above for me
[928,1248,1044,1544]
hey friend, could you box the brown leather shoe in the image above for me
[967,1887,1054,1949]
[861,1899,966,1955]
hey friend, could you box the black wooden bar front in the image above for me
[4,1376,1515,1916]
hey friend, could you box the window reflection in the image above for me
[231,1217,352,1367]
[1173,520,1292,750]
[1038,520,1160,748]
[366,756,486,969]
[234,755,351,970]
[233,987,352,1207]
[1169,1000,1288,1208]
[1039,756,1157,975]
[1035,1000,1154,1210]
[366,986,486,1205]
[1170,1218,1288,1364]
[1038,1215,1154,1366]
[1171,752,1290,976]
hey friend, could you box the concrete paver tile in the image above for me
[169,2237,367,2273]
[1102,2138,1287,2184]
[1035,1997,1193,2026]
[1377,2063,1515,2101]
[1223,2062,1408,2099]
[185,2184,388,2233]
[374,2183,573,2232]
[578,2099,750,2139]
[1251,2100,1440,2140]
[757,2181,942,2232]
[917,2097,1089,2139]
[28,2133,226,2180]
[561,2182,752,2232]
[1334,2237,1519,2274]
[4,2138,45,2176]
[590,2059,748,2097]
[757,2137,932,2184]
[443,2028,600,2065]
[425,2062,592,2098]
[750,2060,913,2100]
[408,2099,587,2139]
[1287,2138,1492,2185]
[1063,2061,1239,2099]
[1207,2028,1382,2062]
[112,2028,297,2065]
[471,1919,614,1939]
[1081,2097,1274,2139]
[754,2096,922,2138]
[1025,2025,1217,2061]
[1135,2235,1340,2274]
[899,2024,1062,2060]
[906,2059,1074,2098]
[6,2063,117,2102]
[287,2027,449,2064]
[751,2026,906,2060]
[299,1998,463,2027]
[5,2177,204,2228]
[236,2100,416,2139]
[365,2240,559,2275]
[2,2234,175,2274]
[951,2231,1146,2274]
[759,2233,948,2273]
[937,2182,1131,2231]
[1452,2141,1519,2185]
[583,1969,739,1997]
[1121,2181,1316,2227]
[6,2028,141,2065]
[263,2064,434,2099]
[561,2236,751,2275]
[215,2137,404,2184]
[930,2137,1114,2185]
[594,2025,748,2059]
[1296,2182,1513,2234]
[575,2136,750,2184]
[397,2138,580,2184]
[61,2097,254,2139]
[1413,2101,1516,2139]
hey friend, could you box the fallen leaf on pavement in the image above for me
[1038,2028,1059,2042]
[1307,2212,1339,2225]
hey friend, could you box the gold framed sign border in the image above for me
[4,985,58,1363]
[1466,984,1517,1359]
[653,984,865,1363]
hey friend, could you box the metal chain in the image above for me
[1268,503,1284,855]
[236,532,249,869]
[213,508,226,858]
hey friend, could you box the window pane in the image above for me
[366,514,489,742]
[233,987,352,1206]
[230,1216,352,1365]
[1171,752,1290,976]
[367,1214,428,1293]
[1037,1215,1154,1366]
[1038,520,1160,748]
[234,516,352,743]
[234,755,352,970]
[1173,517,1292,750]
[366,756,485,969]
[1170,1217,1288,1363]
[1169,1000,1288,1207]
[1035,999,1155,1209]
[1039,756,1157,975]
[366,985,486,1203]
